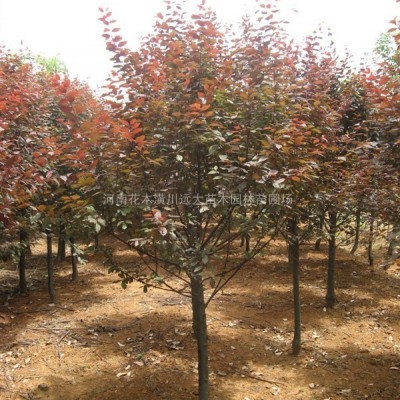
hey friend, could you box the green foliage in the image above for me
[374,33,398,68]
[35,55,68,75]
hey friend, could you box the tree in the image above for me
[0,47,63,292]
[367,18,400,262]
[0,45,102,294]
[94,2,290,398]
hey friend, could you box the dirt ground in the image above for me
[0,237,399,400]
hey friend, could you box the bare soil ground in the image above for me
[0,237,399,400]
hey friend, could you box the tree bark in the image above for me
[325,210,337,308]
[57,221,66,262]
[190,274,209,400]
[18,229,28,294]
[70,236,78,281]
[46,229,56,304]
[351,207,361,255]
[288,218,301,356]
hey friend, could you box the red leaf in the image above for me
[189,102,201,110]
[130,119,140,129]
[132,127,143,135]
[120,127,133,141]
[36,157,47,167]
[135,135,146,148]
[200,104,211,112]
[294,136,304,146]
[90,160,99,169]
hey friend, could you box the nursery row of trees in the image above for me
[1,1,399,398]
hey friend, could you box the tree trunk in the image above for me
[351,208,361,255]
[240,233,250,253]
[288,218,301,356]
[18,229,28,294]
[70,236,78,281]
[57,222,66,262]
[288,217,294,273]
[387,222,400,256]
[325,210,337,308]
[368,213,374,267]
[26,232,33,256]
[315,215,324,251]
[46,229,56,304]
[190,274,209,400]
[94,233,100,253]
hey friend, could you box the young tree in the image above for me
[94,2,287,398]
[0,45,103,293]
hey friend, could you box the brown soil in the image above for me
[0,238,399,400]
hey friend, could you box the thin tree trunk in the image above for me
[70,236,78,281]
[288,242,294,272]
[351,208,361,255]
[18,229,28,294]
[368,213,374,267]
[57,222,66,262]
[239,207,250,253]
[387,222,400,256]
[240,234,250,253]
[46,229,56,304]
[315,215,323,251]
[94,233,100,253]
[190,274,209,400]
[288,218,301,356]
[26,232,32,256]
[325,210,337,308]
[245,235,250,253]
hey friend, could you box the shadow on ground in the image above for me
[0,237,398,399]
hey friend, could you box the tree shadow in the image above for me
[0,237,399,399]
[2,307,269,400]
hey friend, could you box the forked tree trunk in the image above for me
[190,274,209,400]
[368,213,374,267]
[18,229,28,294]
[46,229,56,304]
[326,211,337,308]
[57,222,66,262]
[70,236,78,281]
[288,218,301,356]
[351,207,361,255]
